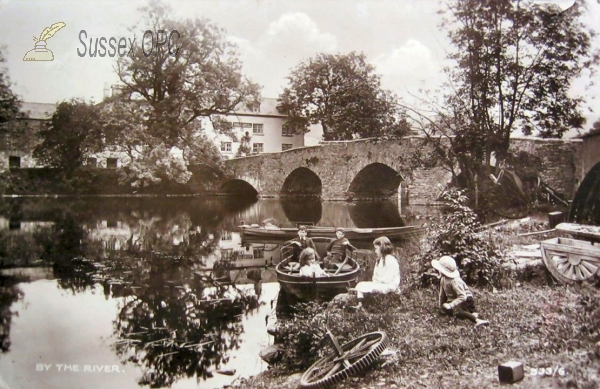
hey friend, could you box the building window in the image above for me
[282,127,295,137]
[8,156,21,168]
[86,157,97,167]
[282,144,293,151]
[232,122,252,129]
[252,143,263,154]
[106,158,118,169]
[221,230,232,241]
[252,123,264,135]
[221,142,232,152]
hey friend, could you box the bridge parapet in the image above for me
[221,136,583,204]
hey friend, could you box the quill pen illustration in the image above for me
[34,22,66,42]
[24,22,66,61]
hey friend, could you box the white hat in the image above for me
[431,256,460,278]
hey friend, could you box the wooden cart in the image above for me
[540,223,600,283]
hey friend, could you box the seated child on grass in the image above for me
[431,255,490,328]
[298,248,329,278]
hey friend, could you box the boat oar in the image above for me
[334,256,349,275]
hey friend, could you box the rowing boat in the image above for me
[275,237,361,301]
[239,224,423,240]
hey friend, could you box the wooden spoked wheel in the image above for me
[541,239,600,284]
[299,331,388,389]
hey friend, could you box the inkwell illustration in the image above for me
[23,22,66,61]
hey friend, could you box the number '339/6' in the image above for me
[530,367,565,376]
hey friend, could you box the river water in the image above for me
[0,196,427,389]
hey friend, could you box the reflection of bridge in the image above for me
[221,137,584,204]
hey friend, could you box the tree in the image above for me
[406,0,598,198]
[0,49,20,126]
[278,52,411,141]
[582,117,600,137]
[107,1,260,186]
[33,99,103,177]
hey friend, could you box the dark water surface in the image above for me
[0,196,422,389]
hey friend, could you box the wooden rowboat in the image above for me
[540,237,600,283]
[275,237,361,301]
[240,224,423,240]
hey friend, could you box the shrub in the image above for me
[271,297,400,375]
[417,188,504,288]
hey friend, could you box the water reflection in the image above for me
[103,253,260,387]
[0,196,418,388]
[0,275,22,352]
[349,202,405,228]
[280,197,322,224]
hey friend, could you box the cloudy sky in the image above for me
[1,0,599,140]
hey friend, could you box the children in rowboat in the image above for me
[324,227,357,270]
[298,248,329,278]
[290,225,319,261]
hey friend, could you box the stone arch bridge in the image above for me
[220,137,583,205]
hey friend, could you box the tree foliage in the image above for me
[105,1,260,186]
[33,99,103,177]
[407,0,598,196]
[0,49,20,125]
[278,51,411,141]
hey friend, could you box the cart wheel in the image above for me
[299,331,388,389]
[542,249,600,284]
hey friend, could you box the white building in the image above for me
[212,97,305,158]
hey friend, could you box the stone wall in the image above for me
[509,137,583,198]
[225,136,583,204]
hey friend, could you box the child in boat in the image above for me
[431,255,490,328]
[298,248,329,278]
[290,225,319,261]
[324,227,357,269]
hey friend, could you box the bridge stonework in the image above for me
[222,136,583,204]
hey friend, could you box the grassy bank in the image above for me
[234,281,599,389]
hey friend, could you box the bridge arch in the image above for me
[220,179,258,197]
[280,167,322,197]
[347,163,402,200]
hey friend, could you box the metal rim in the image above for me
[299,331,388,389]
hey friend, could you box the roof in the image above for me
[233,97,286,117]
[20,102,56,120]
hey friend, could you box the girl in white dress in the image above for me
[298,248,329,278]
[354,236,400,299]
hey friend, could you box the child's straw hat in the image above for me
[431,256,460,278]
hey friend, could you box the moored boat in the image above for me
[240,224,424,240]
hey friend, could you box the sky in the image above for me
[1,0,599,141]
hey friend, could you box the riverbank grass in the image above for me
[235,281,599,389]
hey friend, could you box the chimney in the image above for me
[103,83,110,100]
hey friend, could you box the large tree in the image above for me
[33,99,103,177]
[278,52,411,141]
[407,0,598,197]
[107,2,260,187]
[0,49,20,125]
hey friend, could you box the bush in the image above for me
[271,296,401,375]
[417,189,505,288]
